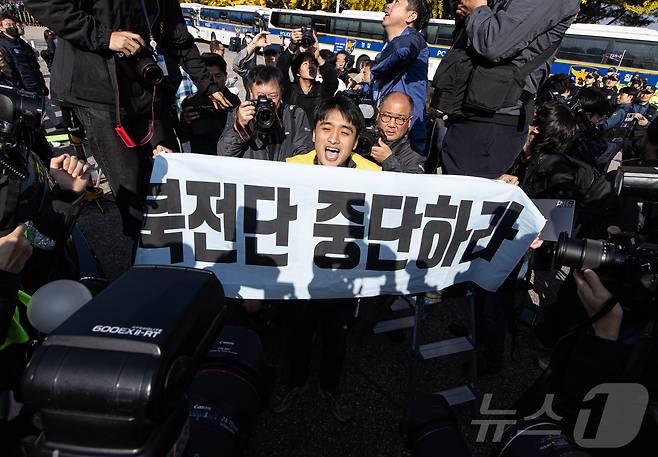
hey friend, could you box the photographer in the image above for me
[372,0,430,153]
[516,269,658,456]
[232,31,282,95]
[179,54,240,155]
[369,91,426,173]
[568,87,610,172]
[434,0,580,179]
[217,65,313,161]
[24,0,232,242]
[517,102,622,238]
[277,28,339,122]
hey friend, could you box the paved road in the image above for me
[21,25,555,457]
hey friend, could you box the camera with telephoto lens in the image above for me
[250,95,276,130]
[491,419,590,457]
[300,26,315,49]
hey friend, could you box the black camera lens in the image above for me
[554,232,626,271]
[252,96,276,130]
[139,61,164,86]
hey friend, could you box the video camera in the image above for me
[250,95,276,131]
[22,266,274,457]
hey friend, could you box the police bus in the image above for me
[181,3,269,43]
[182,5,658,86]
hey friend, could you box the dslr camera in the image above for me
[250,95,276,130]
[355,126,380,157]
[300,26,315,49]
[117,46,164,87]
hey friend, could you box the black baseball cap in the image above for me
[641,85,655,94]
[263,44,284,55]
[608,73,620,81]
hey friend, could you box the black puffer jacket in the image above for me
[24,0,217,112]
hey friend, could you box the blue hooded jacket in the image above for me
[370,27,429,151]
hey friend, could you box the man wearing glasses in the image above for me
[217,65,313,161]
[370,92,426,173]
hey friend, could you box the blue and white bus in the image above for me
[266,8,658,85]
[182,5,658,86]
[183,3,269,43]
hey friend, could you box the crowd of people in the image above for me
[1,0,658,455]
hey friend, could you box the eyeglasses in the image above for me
[379,113,412,126]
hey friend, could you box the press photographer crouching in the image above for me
[179,54,240,155]
[369,91,426,174]
[567,87,610,173]
[216,65,313,161]
[0,86,91,455]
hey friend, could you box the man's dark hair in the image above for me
[313,95,365,135]
[575,87,609,117]
[530,101,577,157]
[246,65,284,91]
[381,91,414,111]
[336,50,349,59]
[201,53,227,74]
[319,49,336,66]
[291,51,318,79]
[406,0,431,31]
[0,13,17,22]
[536,74,576,104]
[618,86,639,98]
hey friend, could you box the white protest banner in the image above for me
[135,154,546,299]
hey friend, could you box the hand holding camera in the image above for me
[109,30,146,57]
[247,31,269,53]
[370,137,393,163]
[0,224,32,274]
[574,269,623,341]
[237,100,257,129]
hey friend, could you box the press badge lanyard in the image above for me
[112,0,162,148]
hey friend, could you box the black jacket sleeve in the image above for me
[160,0,217,96]
[277,46,295,99]
[319,62,338,98]
[382,141,426,174]
[24,0,112,52]
[216,109,249,157]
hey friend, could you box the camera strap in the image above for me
[108,58,157,148]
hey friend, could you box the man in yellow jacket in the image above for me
[286,95,381,171]
[273,96,378,423]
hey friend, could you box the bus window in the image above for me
[558,36,610,63]
[200,8,218,22]
[271,12,291,29]
[291,14,312,28]
[611,40,658,71]
[241,12,256,26]
[436,24,455,46]
[228,11,242,24]
[360,20,385,41]
[311,17,330,34]
[334,18,359,37]
[425,23,438,44]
